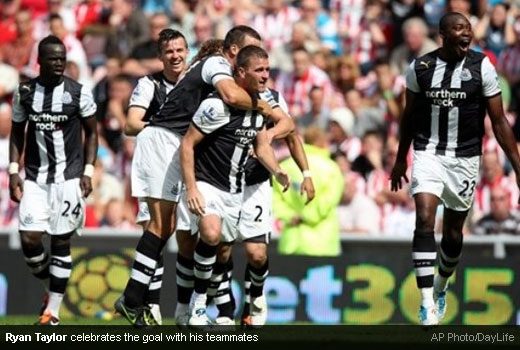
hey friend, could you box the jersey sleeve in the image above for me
[259,89,281,110]
[79,85,97,117]
[277,92,289,114]
[405,60,421,93]
[129,76,155,109]
[201,56,233,86]
[12,86,27,122]
[192,98,230,134]
[481,56,501,98]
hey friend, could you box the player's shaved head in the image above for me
[439,12,468,33]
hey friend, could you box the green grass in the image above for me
[0,315,177,325]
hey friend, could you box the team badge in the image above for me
[460,68,472,82]
[23,214,34,225]
[171,184,180,196]
[62,92,73,104]
[202,106,217,122]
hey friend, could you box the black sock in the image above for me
[49,240,71,295]
[22,241,50,281]
[412,230,436,289]
[438,235,463,278]
[249,259,269,298]
[215,258,235,319]
[193,239,217,294]
[242,266,251,318]
[124,231,162,308]
[176,254,194,305]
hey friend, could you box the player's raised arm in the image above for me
[254,127,290,192]
[9,87,27,203]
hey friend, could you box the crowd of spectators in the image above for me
[1,0,520,236]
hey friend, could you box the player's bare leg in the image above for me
[413,193,440,326]
[433,208,466,323]
[189,215,221,328]
[174,229,196,325]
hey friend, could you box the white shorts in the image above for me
[136,195,191,231]
[19,178,85,235]
[410,151,480,211]
[131,126,183,202]
[238,180,272,243]
[190,181,242,243]
[176,191,191,231]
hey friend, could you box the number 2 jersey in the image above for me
[191,93,273,194]
[406,49,501,157]
[12,76,97,184]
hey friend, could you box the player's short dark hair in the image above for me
[223,26,262,51]
[236,45,268,69]
[49,13,63,23]
[157,29,187,53]
[38,35,65,59]
[439,12,468,33]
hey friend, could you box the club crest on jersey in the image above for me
[62,92,73,104]
[460,68,472,82]
[202,106,217,123]
[171,183,180,196]
[23,214,34,225]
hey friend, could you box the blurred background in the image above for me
[0,0,520,324]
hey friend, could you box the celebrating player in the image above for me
[390,12,520,326]
[180,45,290,328]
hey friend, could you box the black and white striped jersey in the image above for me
[406,49,501,157]
[129,71,177,123]
[129,55,233,135]
[12,77,97,184]
[192,94,266,194]
[244,88,288,186]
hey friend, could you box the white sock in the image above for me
[434,274,449,293]
[175,302,189,316]
[46,291,64,318]
[420,287,434,308]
